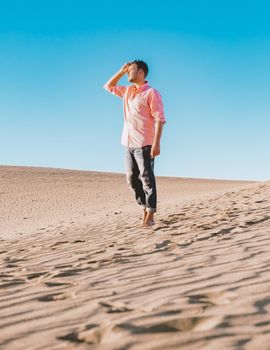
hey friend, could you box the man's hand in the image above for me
[151,121,164,158]
[119,62,131,75]
[104,63,131,89]
[150,142,160,158]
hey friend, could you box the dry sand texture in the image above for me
[1,165,270,350]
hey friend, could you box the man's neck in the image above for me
[133,80,147,88]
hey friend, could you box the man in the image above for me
[103,60,166,228]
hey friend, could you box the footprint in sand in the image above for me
[0,279,25,288]
[245,216,270,226]
[45,281,77,287]
[153,225,171,232]
[196,227,233,242]
[154,240,178,252]
[26,271,48,280]
[178,226,234,247]
[187,290,237,306]
[37,291,74,302]
[53,268,84,278]
[55,264,73,269]
[99,300,134,313]
[253,297,270,315]
[4,257,27,268]
[58,324,104,345]
[50,241,69,247]
[5,263,18,268]
[155,240,172,249]
[114,315,224,334]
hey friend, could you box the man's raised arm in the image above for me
[103,63,130,89]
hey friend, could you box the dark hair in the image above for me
[130,59,148,77]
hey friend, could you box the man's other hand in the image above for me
[150,143,160,158]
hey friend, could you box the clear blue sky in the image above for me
[0,0,269,180]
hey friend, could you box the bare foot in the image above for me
[143,212,155,228]
[144,219,155,228]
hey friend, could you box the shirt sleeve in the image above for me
[103,84,127,98]
[148,88,166,124]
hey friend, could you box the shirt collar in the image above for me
[132,80,149,92]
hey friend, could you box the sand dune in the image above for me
[0,165,254,240]
[1,165,270,349]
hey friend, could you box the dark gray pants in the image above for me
[124,144,157,213]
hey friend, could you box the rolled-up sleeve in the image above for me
[103,84,126,98]
[149,88,166,124]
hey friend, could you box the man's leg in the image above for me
[134,145,157,226]
[142,208,148,225]
[124,147,147,216]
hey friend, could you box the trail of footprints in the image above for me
[0,181,270,349]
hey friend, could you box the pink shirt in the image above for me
[103,80,166,148]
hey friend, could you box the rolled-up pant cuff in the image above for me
[146,207,156,213]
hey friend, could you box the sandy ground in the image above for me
[1,165,270,349]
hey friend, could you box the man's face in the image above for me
[127,63,139,82]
